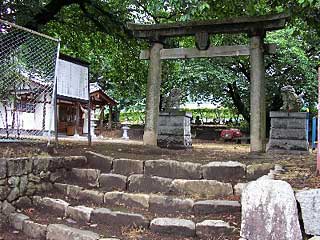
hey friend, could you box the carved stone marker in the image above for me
[267,111,308,153]
[157,111,192,149]
[240,179,302,240]
[158,89,192,149]
[296,189,320,236]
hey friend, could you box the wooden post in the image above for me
[108,105,112,130]
[249,33,266,152]
[75,102,80,136]
[100,105,104,131]
[143,42,163,146]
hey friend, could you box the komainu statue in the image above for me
[280,85,304,112]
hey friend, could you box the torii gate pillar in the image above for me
[143,42,163,146]
[249,33,266,152]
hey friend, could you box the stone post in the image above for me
[249,33,266,153]
[143,42,163,146]
[108,105,112,130]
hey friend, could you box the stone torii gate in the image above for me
[128,13,290,153]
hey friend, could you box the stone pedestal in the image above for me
[267,111,308,153]
[157,111,192,149]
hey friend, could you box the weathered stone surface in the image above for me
[85,151,113,172]
[72,168,100,187]
[50,169,67,182]
[202,161,246,181]
[128,174,172,194]
[246,163,274,180]
[7,158,32,176]
[23,220,47,240]
[19,175,28,195]
[48,157,65,171]
[14,196,32,209]
[240,179,302,240]
[78,189,104,204]
[2,200,15,216]
[54,182,68,193]
[309,237,320,240]
[104,192,149,209]
[0,159,6,179]
[99,173,127,191]
[67,184,83,199]
[9,213,30,230]
[145,160,201,179]
[66,205,93,222]
[193,200,240,215]
[38,197,69,216]
[234,182,247,196]
[270,128,307,140]
[0,185,10,200]
[296,189,320,235]
[150,217,195,237]
[7,187,20,202]
[91,208,149,227]
[267,139,309,152]
[113,159,144,175]
[149,195,193,213]
[47,224,100,240]
[196,220,235,238]
[63,156,87,169]
[171,179,233,198]
[33,157,50,173]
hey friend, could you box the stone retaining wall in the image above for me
[0,156,87,216]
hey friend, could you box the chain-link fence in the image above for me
[0,19,60,141]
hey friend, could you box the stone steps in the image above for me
[53,183,241,217]
[64,168,239,198]
[24,195,238,239]
[84,151,274,182]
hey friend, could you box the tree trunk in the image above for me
[226,81,250,123]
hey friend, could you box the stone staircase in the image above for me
[7,151,275,240]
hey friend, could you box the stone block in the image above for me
[7,158,32,176]
[202,161,246,181]
[149,195,194,213]
[240,179,302,240]
[234,182,248,196]
[196,220,235,238]
[72,168,100,187]
[19,175,28,195]
[2,200,15,216]
[296,189,320,235]
[91,208,149,227]
[48,157,65,171]
[128,174,172,194]
[269,111,308,119]
[193,200,240,215]
[46,224,100,240]
[0,185,10,201]
[9,213,30,230]
[270,128,307,140]
[267,139,309,152]
[67,184,83,199]
[104,192,149,209]
[66,205,93,222]
[85,151,113,172]
[54,183,68,194]
[63,156,87,169]
[99,173,127,191]
[78,189,104,204]
[50,169,67,183]
[150,217,195,237]
[38,197,69,216]
[246,163,274,180]
[33,157,50,174]
[0,159,7,179]
[23,220,47,240]
[157,135,192,149]
[145,160,201,179]
[112,159,144,176]
[271,118,307,129]
[171,179,233,198]
[7,187,20,202]
[14,196,32,209]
